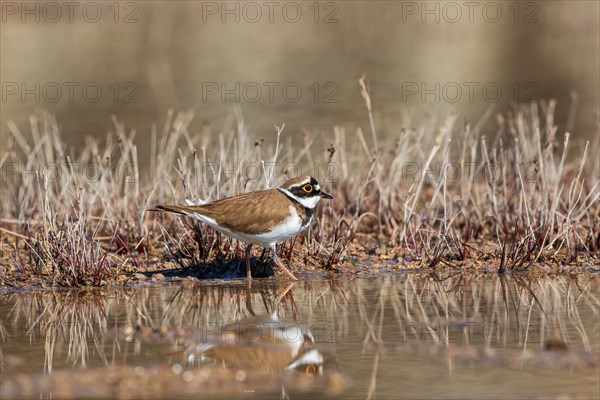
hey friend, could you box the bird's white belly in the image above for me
[190,205,306,248]
[250,206,305,246]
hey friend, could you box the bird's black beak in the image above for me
[319,191,333,199]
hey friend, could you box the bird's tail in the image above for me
[147,204,188,215]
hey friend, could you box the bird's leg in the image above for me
[274,282,296,307]
[270,245,298,281]
[245,244,253,280]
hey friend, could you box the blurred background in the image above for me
[1,1,598,161]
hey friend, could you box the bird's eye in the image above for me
[305,365,316,374]
[303,184,313,193]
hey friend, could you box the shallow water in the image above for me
[1,274,599,399]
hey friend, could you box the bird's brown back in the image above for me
[153,189,300,235]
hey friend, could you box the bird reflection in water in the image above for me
[192,312,323,375]
[189,283,324,375]
[133,282,329,375]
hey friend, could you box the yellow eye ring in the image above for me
[303,184,313,193]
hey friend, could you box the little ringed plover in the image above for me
[150,176,332,280]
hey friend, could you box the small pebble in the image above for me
[182,371,194,382]
[235,370,246,382]
[171,364,183,374]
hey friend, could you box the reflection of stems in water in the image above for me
[366,352,379,400]
[358,277,387,400]
[356,274,598,396]
[358,298,381,400]
[8,291,110,373]
[1,274,597,392]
